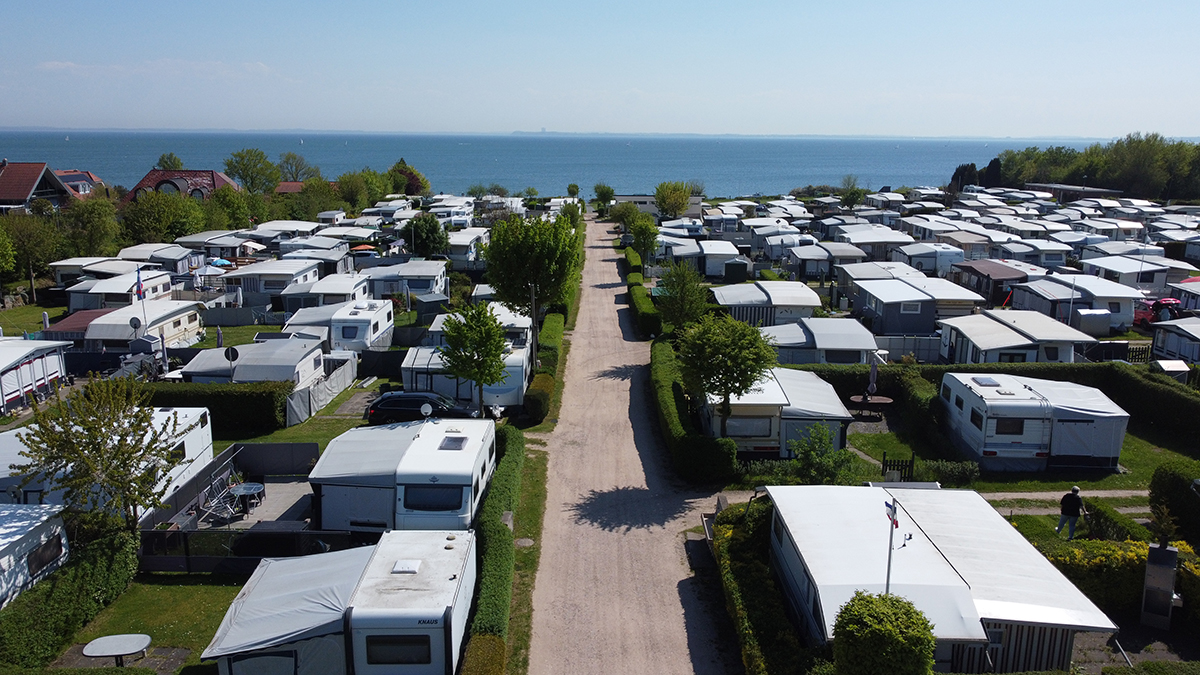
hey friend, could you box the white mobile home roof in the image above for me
[756,281,820,308]
[1046,274,1144,299]
[773,369,854,420]
[982,309,1096,343]
[938,314,1034,350]
[284,301,353,328]
[309,423,424,487]
[309,274,369,295]
[699,240,739,256]
[817,242,867,258]
[801,317,878,352]
[856,279,930,304]
[0,504,63,554]
[222,260,319,279]
[1084,256,1168,275]
[84,300,204,341]
[900,277,984,303]
[88,270,170,294]
[0,340,71,372]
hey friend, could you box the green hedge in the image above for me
[626,272,644,288]
[523,373,554,423]
[145,381,293,437]
[537,313,565,376]
[913,459,980,487]
[547,219,587,325]
[0,531,138,668]
[758,269,782,281]
[624,248,642,275]
[1103,664,1200,674]
[649,340,738,482]
[469,426,525,640]
[459,634,507,675]
[712,500,826,675]
[1086,498,1154,543]
[1149,459,1200,548]
[628,285,662,338]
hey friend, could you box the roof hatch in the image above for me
[439,436,467,451]
[392,559,421,574]
[971,376,1001,387]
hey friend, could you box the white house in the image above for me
[83,300,205,351]
[67,270,173,313]
[1151,317,1200,364]
[182,339,325,388]
[710,281,821,327]
[365,261,449,298]
[891,242,964,277]
[1043,274,1144,330]
[937,310,1095,364]
[221,260,321,297]
[759,318,880,365]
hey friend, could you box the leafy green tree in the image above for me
[566,183,580,198]
[630,212,659,263]
[654,181,691,219]
[388,159,431,196]
[786,423,855,484]
[483,213,580,354]
[155,152,184,171]
[274,177,348,221]
[204,184,251,230]
[13,376,195,532]
[593,182,615,214]
[840,174,859,191]
[0,226,14,276]
[401,212,450,257]
[121,191,205,244]
[487,183,509,198]
[467,184,488,198]
[686,179,705,197]
[337,172,371,212]
[559,202,582,229]
[677,314,777,437]
[1101,132,1170,199]
[28,199,54,218]
[841,187,867,209]
[2,213,60,302]
[277,152,321,182]
[657,262,708,331]
[223,148,281,194]
[439,302,509,416]
[833,591,935,675]
[62,197,119,257]
[522,186,539,199]
[980,157,1002,188]
[947,163,978,194]
[609,201,641,230]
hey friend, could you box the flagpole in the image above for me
[885,496,898,595]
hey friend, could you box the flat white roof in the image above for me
[0,339,70,372]
[309,274,369,295]
[255,219,321,233]
[983,309,1096,344]
[85,301,204,341]
[311,419,494,488]
[938,314,1034,351]
[699,240,739,255]
[350,530,475,613]
[756,281,820,307]
[1045,274,1144,299]
[802,317,878,351]
[856,279,931,304]
[222,259,319,278]
[1084,256,1168,275]
[900,277,983,303]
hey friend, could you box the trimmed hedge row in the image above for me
[1086,498,1154,543]
[1149,459,1200,548]
[547,219,587,325]
[624,247,642,275]
[145,381,293,437]
[649,340,739,482]
[1104,665,1200,675]
[629,285,662,338]
[469,425,525,640]
[758,269,782,281]
[626,272,644,288]
[459,634,507,675]
[537,313,565,375]
[523,374,554,423]
[0,531,139,668]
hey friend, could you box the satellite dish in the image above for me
[224,347,239,362]
[129,317,142,330]
[420,403,433,418]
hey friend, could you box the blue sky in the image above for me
[3,0,1199,138]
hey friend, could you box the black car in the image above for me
[365,391,479,425]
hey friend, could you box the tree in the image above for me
[223,148,281,194]
[401,212,450,257]
[980,157,1003,188]
[487,183,509,198]
[609,201,641,231]
[840,174,859,191]
[483,212,580,355]
[204,184,251,230]
[274,177,348,222]
[337,172,371,212]
[522,186,539,199]
[593,182,615,215]
[676,314,776,437]
[654,181,691,219]
[62,197,119,257]
[155,152,184,171]
[467,183,488,198]
[686,179,705,197]
[786,423,855,485]
[121,191,205,243]
[832,591,935,675]
[630,212,659,263]
[277,152,321,182]
[947,163,978,194]
[657,262,708,331]
[566,183,580,198]
[841,187,867,209]
[388,159,431,196]
[13,376,195,531]
[2,213,60,303]
[439,303,509,416]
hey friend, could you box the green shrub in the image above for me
[628,284,662,338]
[1149,459,1200,548]
[1035,539,1198,617]
[914,459,980,487]
[758,269,782,281]
[537,313,565,375]
[0,531,138,668]
[469,426,525,639]
[624,247,642,274]
[145,380,293,438]
[833,590,935,675]
[523,374,555,423]
[1086,498,1154,542]
[626,272,644,287]
[458,634,507,675]
[546,220,587,325]
[649,341,738,482]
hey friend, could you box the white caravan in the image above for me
[0,504,69,608]
[331,300,395,352]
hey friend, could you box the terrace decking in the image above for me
[197,476,312,531]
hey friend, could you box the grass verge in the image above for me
[505,444,548,675]
[0,303,68,336]
[213,416,363,454]
[193,325,281,349]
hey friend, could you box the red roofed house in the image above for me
[121,169,240,204]
[0,160,78,212]
[275,181,305,195]
[53,169,107,198]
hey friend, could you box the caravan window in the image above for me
[365,635,431,665]
[995,418,1025,435]
[341,326,359,339]
[824,349,860,364]
[27,535,63,577]
[403,485,465,511]
[900,302,922,314]
[372,321,380,335]
[941,385,951,401]
[955,396,964,410]
[168,442,186,464]
[1044,346,1060,361]
[725,417,772,437]
[970,409,983,430]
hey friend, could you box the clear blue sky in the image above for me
[3,0,1198,138]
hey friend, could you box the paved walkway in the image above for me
[527,217,739,675]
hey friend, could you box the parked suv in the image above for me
[365,391,479,425]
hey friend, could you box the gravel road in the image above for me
[527,217,740,675]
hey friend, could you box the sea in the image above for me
[0,130,1103,199]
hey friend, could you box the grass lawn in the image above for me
[213,416,364,454]
[394,309,417,327]
[75,574,244,673]
[849,426,1196,493]
[506,442,548,675]
[193,324,281,349]
[0,303,68,336]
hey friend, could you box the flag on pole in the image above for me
[884,500,899,529]
[135,267,144,300]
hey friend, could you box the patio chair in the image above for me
[199,484,240,524]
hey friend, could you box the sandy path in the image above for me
[527,217,738,675]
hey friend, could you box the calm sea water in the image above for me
[0,131,1099,198]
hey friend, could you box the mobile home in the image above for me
[940,373,1127,471]
[331,300,394,352]
[0,505,69,609]
[202,529,476,675]
[308,420,496,532]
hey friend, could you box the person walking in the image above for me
[1055,486,1086,540]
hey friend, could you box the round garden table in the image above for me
[82,633,151,667]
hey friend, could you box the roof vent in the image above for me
[997,390,1015,396]
[439,436,467,451]
[392,559,421,574]
[971,376,1001,387]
